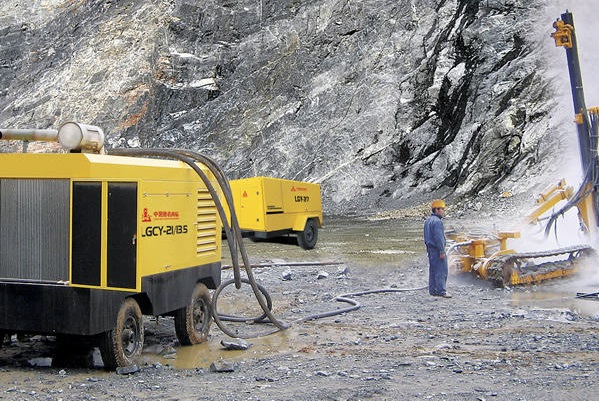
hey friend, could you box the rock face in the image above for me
[0,0,582,213]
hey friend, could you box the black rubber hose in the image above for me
[544,159,594,237]
[151,149,289,335]
[108,147,427,338]
[108,148,241,286]
[290,286,427,325]
[212,278,273,323]
[164,149,243,288]
[107,148,289,337]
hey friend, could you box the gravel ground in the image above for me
[2,216,599,401]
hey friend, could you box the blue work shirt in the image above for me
[424,213,446,254]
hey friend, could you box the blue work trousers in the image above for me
[427,246,448,296]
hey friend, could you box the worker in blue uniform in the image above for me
[424,199,452,298]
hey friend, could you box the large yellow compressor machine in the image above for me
[228,176,322,249]
[0,123,225,369]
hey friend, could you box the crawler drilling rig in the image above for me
[447,10,599,287]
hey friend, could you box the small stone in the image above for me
[221,338,252,350]
[337,266,350,275]
[210,360,235,373]
[143,344,165,354]
[255,376,275,382]
[28,357,52,367]
[160,345,177,356]
[317,270,329,279]
[116,365,140,375]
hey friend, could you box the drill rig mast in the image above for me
[546,10,599,236]
[447,10,599,287]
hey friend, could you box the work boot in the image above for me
[441,292,452,298]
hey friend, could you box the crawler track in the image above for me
[486,245,594,287]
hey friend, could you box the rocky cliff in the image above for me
[0,0,590,214]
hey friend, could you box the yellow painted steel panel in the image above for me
[0,152,222,291]
[0,153,205,182]
[137,181,220,279]
[229,176,322,233]
[234,181,265,231]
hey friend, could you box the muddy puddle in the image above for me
[508,290,599,317]
[142,328,299,369]
[507,269,599,318]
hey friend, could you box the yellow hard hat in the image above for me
[431,199,446,209]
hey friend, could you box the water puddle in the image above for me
[142,329,299,369]
[141,323,356,370]
[507,270,599,317]
[222,217,426,268]
[508,290,599,317]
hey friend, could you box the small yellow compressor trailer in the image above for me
[228,176,323,249]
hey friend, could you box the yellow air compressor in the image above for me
[228,176,323,249]
[0,123,222,369]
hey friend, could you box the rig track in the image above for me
[486,245,594,287]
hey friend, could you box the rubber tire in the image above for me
[99,298,144,370]
[297,218,318,250]
[174,282,212,345]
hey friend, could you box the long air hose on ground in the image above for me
[289,286,427,325]
[109,148,425,338]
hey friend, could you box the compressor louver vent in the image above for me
[0,179,69,281]
[196,188,217,255]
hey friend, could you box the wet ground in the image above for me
[146,216,428,369]
[224,216,426,267]
[2,216,599,400]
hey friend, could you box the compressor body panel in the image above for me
[228,176,322,248]
[0,153,221,336]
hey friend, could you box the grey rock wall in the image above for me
[0,0,572,214]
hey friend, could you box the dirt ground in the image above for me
[2,216,599,401]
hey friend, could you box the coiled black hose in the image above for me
[109,147,288,337]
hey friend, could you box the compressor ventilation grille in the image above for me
[0,179,69,281]
[196,188,218,255]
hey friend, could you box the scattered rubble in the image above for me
[1,218,599,400]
